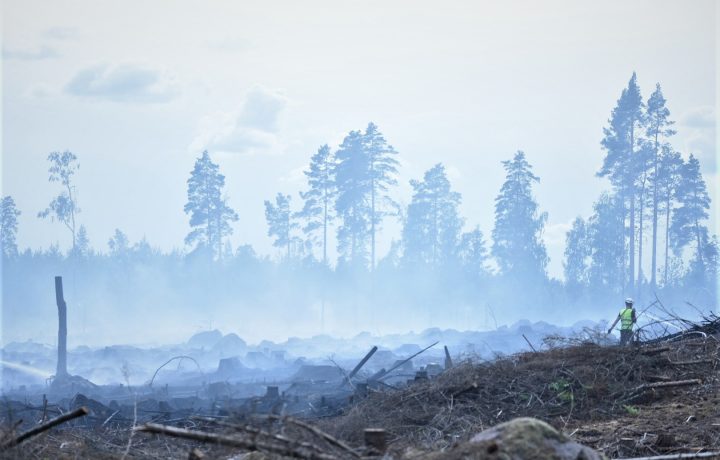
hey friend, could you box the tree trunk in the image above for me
[66,184,76,250]
[323,190,328,266]
[371,175,376,272]
[664,194,671,285]
[55,276,68,378]
[638,179,645,295]
[651,132,660,287]
[628,123,636,293]
[629,191,636,292]
[694,189,703,266]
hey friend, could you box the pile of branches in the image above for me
[636,299,720,344]
[319,313,719,455]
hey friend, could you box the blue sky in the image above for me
[2,0,717,278]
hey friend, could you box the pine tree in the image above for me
[636,141,653,291]
[645,83,675,287]
[587,193,625,294]
[108,229,130,257]
[457,226,489,278]
[364,122,400,270]
[402,163,463,268]
[491,151,548,281]
[184,151,239,259]
[1,195,21,258]
[598,73,644,292]
[655,146,683,285]
[38,151,80,250]
[563,217,590,294]
[72,224,91,258]
[264,193,298,260]
[297,144,335,265]
[334,130,371,268]
[670,154,710,265]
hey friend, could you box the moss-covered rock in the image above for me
[418,417,604,459]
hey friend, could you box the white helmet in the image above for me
[625,298,634,306]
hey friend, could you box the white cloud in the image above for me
[278,165,307,185]
[206,36,251,53]
[445,164,462,181]
[64,63,177,103]
[2,45,59,60]
[190,86,287,155]
[680,105,714,128]
[43,27,80,40]
[679,106,716,172]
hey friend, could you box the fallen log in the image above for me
[631,379,702,393]
[347,346,378,381]
[619,451,720,459]
[522,334,538,353]
[378,341,439,381]
[640,346,671,355]
[0,406,89,450]
[619,379,703,403]
[265,414,360,458]
[135,422,337,460]
[668,359,716,366]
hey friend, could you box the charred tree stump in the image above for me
[364,428,387,453]
[55,276,68,379]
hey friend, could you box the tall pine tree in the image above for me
[184,151,238,259]
[334,130,370,268]
[587,193,625,294]
[645,83,675,287]
[1,196,21,258]
[401,163,463,268]
[598,73,644,292]
[457,226,490,279]
[670,154,710,266]
[491,151,548,281]
[563,217,590,295]
[265,193,298,260]
[364,122,400,270]
[297,144,335,265]
[655,146,683,285]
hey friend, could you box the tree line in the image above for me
[1,72,717,328]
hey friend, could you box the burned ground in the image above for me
[1,318,719,459]
[320,334,720,457]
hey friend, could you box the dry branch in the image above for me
[631,379,702,393]
[619,451,720,459]
[135,422,338,460]
[0,406,89,449]
[265,414,360,458]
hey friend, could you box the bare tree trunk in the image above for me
[66,184,76,250]
[638,179,645,294]
[628,124,636,293]
[651,133,660,287]
[55,276,68,378]
[371,176,375,271]
[629,192,636,292]
[323,193,328,266]
[664,195,671,285]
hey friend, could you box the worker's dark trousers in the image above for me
[620,329,633,346]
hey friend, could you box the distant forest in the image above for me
[1,73,717,343]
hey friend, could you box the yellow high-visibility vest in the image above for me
[620,308,634,330]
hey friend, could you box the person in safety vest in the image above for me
[607,298,636,345]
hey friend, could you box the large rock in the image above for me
[422,417,603,459]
